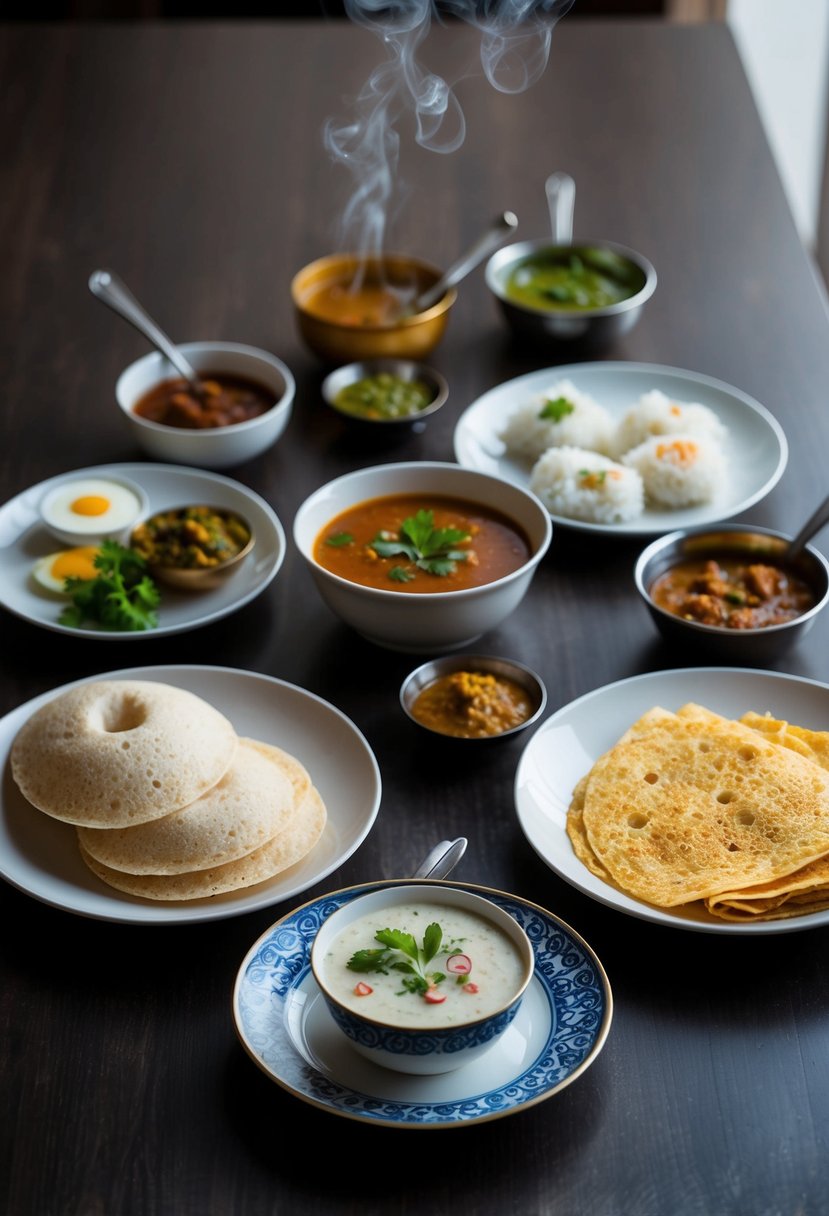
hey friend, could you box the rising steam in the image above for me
[324,0,574,258]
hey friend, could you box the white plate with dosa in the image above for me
[515,666,829,934]
[0,462,286,638]
[453,361,788,537]
[0,664,382,924]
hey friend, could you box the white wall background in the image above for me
[727,0,829,250]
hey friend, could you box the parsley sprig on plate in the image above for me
[59,539,160,632]
[370,509,471,583]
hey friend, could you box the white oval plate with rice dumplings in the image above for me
[453,362,788,537]
[0,665,382,925]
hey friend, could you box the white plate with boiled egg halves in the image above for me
[0,463,285,639]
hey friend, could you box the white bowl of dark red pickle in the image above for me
[115,341,295,469]
[634,524,829,663]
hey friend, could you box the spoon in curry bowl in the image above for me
[88,268,206,396]
[407,211,519,314]
[786,490,829,560]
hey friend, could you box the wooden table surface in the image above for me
[3,15,829,1216]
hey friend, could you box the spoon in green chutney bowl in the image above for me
[545,170,576,243]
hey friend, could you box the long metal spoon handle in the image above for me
[88,268,201,387]
[411,837,468,880]
[412,212,518,313]
[788,492,829,558]
[546,171,576,244]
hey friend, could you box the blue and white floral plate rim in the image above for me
[232,878,612,1128]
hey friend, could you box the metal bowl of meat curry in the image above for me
[634,524,829,662]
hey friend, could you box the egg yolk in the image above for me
[70,495,111,517]
[50,547,100,580]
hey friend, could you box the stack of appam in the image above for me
[10,679,327,900]
[567,702,829,922]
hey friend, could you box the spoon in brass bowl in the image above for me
[408,212,518,314]
[88,268,205,395]
[787,491,829,560]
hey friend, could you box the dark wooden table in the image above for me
[3,15,829,1216]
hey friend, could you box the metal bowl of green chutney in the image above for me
[485,237,657,356]
[321,359,449,435]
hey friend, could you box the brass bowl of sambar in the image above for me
[291,252,456,365]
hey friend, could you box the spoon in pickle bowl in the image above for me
[88,268,205,396]
[407,212,518,314]
[786,491,829,560]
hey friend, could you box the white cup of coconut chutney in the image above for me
[310,881,534,1075]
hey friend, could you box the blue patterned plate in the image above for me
[232,879,612,1128]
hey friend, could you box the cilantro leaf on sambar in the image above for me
[370,509,471,581]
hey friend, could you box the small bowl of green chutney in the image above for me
[486,237,656,356]
[485,171,656,355]
[321,359,449,435]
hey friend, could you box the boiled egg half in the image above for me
[32,546,101,596]
[40,476,146,545]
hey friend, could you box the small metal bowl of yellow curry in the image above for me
[400,654,547,742]
[130,504,255,592]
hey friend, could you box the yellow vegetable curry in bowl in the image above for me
[400,654,547,741]
[130,505,254,592]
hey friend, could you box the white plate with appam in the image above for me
[515,667,829,934]
[0,462,286,638]
[453,362,788,537]
[0,665,382,924]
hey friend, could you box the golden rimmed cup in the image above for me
[291,252,457,364]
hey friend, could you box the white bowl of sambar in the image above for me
[292,462,552,653]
